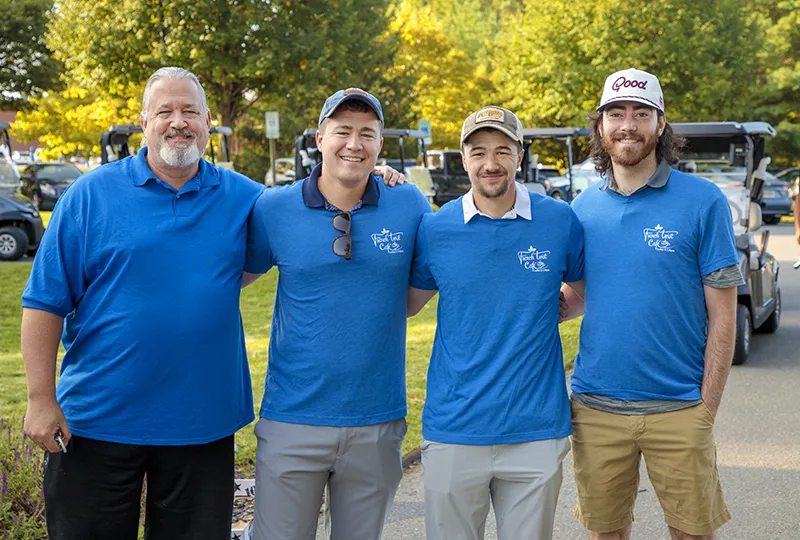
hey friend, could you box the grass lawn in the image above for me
[0,263,581,469]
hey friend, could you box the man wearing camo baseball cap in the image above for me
[561,67,742,539]
[407,105,585,539]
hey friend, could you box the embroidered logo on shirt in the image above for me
[371,228,404,254]
[643,224,678,252]
[517,246,550,272]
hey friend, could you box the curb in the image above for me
[402,446,421,469]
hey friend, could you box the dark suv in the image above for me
[19,163,83,210]
[0,159,44,261]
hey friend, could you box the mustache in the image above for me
[163,128,197,139]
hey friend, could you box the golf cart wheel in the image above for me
[763,216,781,225]
[550,189,565,201]
[756,288,781,334]
[0,226,29,262]
[732,303,751,365]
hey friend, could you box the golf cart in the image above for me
[522,127,591,202]
[672,122,780,365]
[100,125,234,168]
[294,127,436,204]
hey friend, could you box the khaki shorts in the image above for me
[571,400,731,535]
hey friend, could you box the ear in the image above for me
[378,136,384,153]
[315,128,323,148]
[517,147,524,167]
[140,113,147,130]
[205,109,211,129]
[657,114,666,136]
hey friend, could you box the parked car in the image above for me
[0,177,44,261]
[775,167,799,199]
[19,163,83,210]
[264,157,296,187]
[761,176,793,224]
[685,162,792,224]
[673,121,781,365]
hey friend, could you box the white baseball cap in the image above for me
[598,68,664,113]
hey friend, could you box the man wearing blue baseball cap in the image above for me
[244,88,431,540]
[561,68,742,540]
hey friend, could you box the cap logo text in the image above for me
[611,77,648,92]
[475,108,505,123]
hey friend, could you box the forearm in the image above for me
[701,290,737,413]
[242,272,263,288]
[407,287,437,317]
[21,308,64,400]
[560,281,585,322]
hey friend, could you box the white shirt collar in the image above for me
[462,181,532,224]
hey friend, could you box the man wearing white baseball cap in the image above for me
[560,68,743,539]
[408,106,585,539]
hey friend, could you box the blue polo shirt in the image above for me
[410,189,584,445]
[244,164,432,426]
[22,148,264,445]
[570,168,739,401]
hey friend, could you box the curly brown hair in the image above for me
[588,112,686,177]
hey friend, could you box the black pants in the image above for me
[44,435,235,540]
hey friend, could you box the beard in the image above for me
[158,129,202,168]
[601,129,658,168]
[475,174,513,199]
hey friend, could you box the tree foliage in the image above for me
[494,0,763,128]
[13,85,140,159]
[390,0,495,149]
[0,0,61,110]
[47,0,406,129]
[750,0,800,167]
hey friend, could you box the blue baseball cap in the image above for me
[318,88,384,128]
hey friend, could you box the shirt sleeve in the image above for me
[698,188,740,276]
[244,191,275,274]
[21,203,86,317]
[410,214,437,290]
[563,208,585,283]
[702,264,745,288]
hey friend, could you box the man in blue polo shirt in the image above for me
[21,67,265,540]
[561,68,743,540]
[243,89,431,540]
[407,106,584,540]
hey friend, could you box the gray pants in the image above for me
[422,436,570,540]
[252,417,406,540]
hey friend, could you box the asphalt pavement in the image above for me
[323,222,800,540]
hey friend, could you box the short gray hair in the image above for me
[141,67,209,116]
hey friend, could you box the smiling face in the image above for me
[141,78,211,172]
[600,101,665,168]
[461,128,522,199]
[316,107,383,185]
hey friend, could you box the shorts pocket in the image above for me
[699,402,716,424]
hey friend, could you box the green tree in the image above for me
[750,0,800,167]
[390,0,495,149]
[47,0,406,130]
[495,0,763,129]
[13,85,140,159]
[0,0,61,110]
